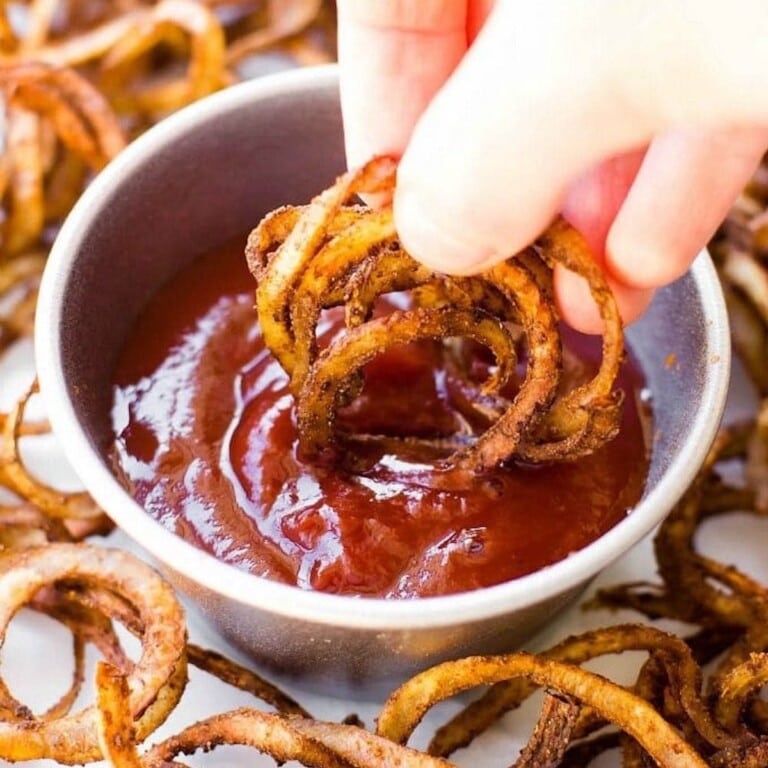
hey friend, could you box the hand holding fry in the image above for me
[337,0,768,332]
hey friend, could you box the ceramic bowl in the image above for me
[36,65,730,697]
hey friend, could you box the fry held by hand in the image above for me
[247,157,625,472]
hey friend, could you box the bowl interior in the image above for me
[37,66,730,636]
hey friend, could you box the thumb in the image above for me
[393,0,768,275]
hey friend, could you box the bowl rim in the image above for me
[36,64,731,630]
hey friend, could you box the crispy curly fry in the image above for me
[512,693,579,768]
[141,709,354,768]
[285,718,452,768]
[225,0,323,64]
[429,624,733,758]
[100,0,229,118]
[253,157,398,375]
[0,250,46,293]
[585,402,768,760]
[298,306,518,464]
[746,399,768,512]
[654,480,758,629]
[3,106,45,255]
[721,250,768,326]
[453,254,561,471]
[0,586,87,724]
[558,732,622,767]
[248,158,625,472]
[517,218,624,462]
[0,0,139,55]
[725,283,768,394]
[13,12,145,68]
[96,662,142,768]
[713,652,768,736]
[592,420,768,633]
[0,62,126,167]
[186,644,311,718]
[377,653,708,768]
[0,543,187,764]
[286,207,417,390]
[0,380,105,522]
[31,584,130,670]
[20,0,60,52]
[0,503,70,546]
[0,62,125,254]
[0,8,15,53]
[713,156,768,397]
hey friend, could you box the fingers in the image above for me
[561,150,646,259]
[557,149,648,333]
[547,125,768,332]
[336,0,469,168]
[554,262,655,334]
[392,0,768,278]
[554,125,768,332]
[617,0,768,127]
[606,125,768,289]
[392,0,664,276]
[467,0,496,41]
[337,0,768,335]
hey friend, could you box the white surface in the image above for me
[0,344,762,767]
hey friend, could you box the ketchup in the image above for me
[111,238,651,598]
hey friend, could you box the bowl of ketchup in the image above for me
[36,65,730,696]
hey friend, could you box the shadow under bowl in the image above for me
[35,65,730,698]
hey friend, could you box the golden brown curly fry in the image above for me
[249,158,625,472]
[0,543,186,764]
[0,380,104,522]
[225,0,323,64]
[99,0,230,118]
[254,157,398,375]
[141,709,354,768]
[186,644,311,718]
[95,662,142,768]
[298,306,518,464]
[378,653,708,768]
[3,106,45,255]
[430,624,732,758]
[0,62,125,254]
[517,218,624,462]
[286,718,452,768]
[512,693,579,768]
[0,62,126,166]
[712,157,768,397]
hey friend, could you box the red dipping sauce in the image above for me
[111,238,651,598]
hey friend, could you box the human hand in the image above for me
[336,0,768,332]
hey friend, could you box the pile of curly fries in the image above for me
[0,3,767,766]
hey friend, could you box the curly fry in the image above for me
[141,709,354,768]
[248,158,625,471]
[0,544,187,764]
[430,624,732,758]
[377,653,708,768]
[0,380,104,522]
[95,663,142,768]
[100,0,229,118]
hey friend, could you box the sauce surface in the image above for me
[111,239,651,598]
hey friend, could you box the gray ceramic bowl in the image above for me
[36,65,730,697]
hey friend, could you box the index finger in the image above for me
[337,0,469,168]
